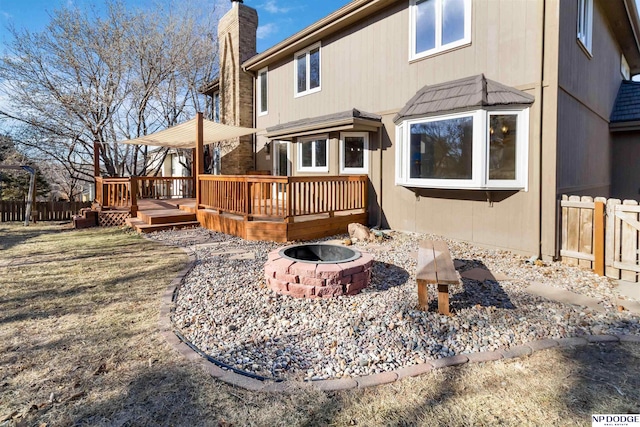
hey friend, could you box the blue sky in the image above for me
[0,0,351,53]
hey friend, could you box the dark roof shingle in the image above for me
[611,80,640,123]
[394,74,535,123]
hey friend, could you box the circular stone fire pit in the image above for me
[264,244,374,298]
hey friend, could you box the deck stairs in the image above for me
[125,204,199,233]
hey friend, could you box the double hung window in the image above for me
[410,0,471,60]
[258,68,268,116]
[298,135,328,172]
[294,43,321,97]
[577,0,593,54]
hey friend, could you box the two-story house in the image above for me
[208,0,640,260]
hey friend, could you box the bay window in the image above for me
[396,109,529,189]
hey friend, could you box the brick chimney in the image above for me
[217,0,258,174]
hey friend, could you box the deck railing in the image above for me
[198,175,368,221]
[96,176,196,215]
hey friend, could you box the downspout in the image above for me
[538,0,547,260]
[375,128,383,229]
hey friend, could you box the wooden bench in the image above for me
[416,240,459,315]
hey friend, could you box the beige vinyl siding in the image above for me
[255,0,547,256]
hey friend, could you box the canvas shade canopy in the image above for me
[117,117,261,148]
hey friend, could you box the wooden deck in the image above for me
[98,175,369,241]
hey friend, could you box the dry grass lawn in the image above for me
[0,223,639,427]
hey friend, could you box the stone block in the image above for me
[500,345,532,359]
[300,276,325,287]
[394,363,434,379]
[355,372,398,388]
[269,258,295,275]
[316,263,344,280]
[290,262,317,278]
[352,271,369,283]
[316,284,344,298]
[526,339,559,352]
[311,378,358,391]
[264,267,277,279]
[267,278,289,294]
[617,334,640,343]
[275,272,299,283]
[586,335,619,343]
[465,351,504,363]
[288,282,314,298]
[346,280,368,295]
[430,355,469,369]
[556,337,589,348]
[267,250,282,261]
[340,261,365,276]
[327,275,352,286]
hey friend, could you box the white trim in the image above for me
[395,108,529,190]
[621,53,631,80]
[297,135,329,172]
[294,42,322,98]
[485,109,529,191]
[257,67,268,116]
[577,0,593,55]
[273,140,291,176]
[409,0,472,61]
[339,132,369,174]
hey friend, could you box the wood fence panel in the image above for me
[606,199,621,279]
[617,201,640,281]
[1,201,90,222]
[579,196,594,269]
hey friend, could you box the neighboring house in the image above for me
[207,0,640,259]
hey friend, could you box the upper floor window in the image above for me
[298,135,328,172]
[395,108,529,190]
[212,91,220,123]
[410,0,471,61]
[294,43,321,97]
[258,68,268,116]
[577,0,593,54]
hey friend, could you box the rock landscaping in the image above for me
[148,228,640,382]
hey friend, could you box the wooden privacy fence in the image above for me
[198,174,368,222]
[560,195,640,282]
[0,201,91,222]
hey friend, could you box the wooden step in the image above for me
[137,209,197,225]
[127,217,200,233]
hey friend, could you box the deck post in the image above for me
[93,141,100,201]
[130,177,138,217]
[195,112,204,210]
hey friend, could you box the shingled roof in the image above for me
[610,80,640,123]
[394,74,535,123]
[266,108,382,138]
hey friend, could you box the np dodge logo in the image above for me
[592,414,640,427]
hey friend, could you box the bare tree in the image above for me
[0,0,221,187]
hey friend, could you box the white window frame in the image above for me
[577,0,593,55]
[297,135,329,173]
[257,67,268,116]
[621,53,631,80]
[339,132,369,174]
[395,108,529,190]
[294,42,321,97]
[409,0,472,61]
[212,91,220,123]
[486,109,529,190]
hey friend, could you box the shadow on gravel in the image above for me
[448,259,516,312]
[368,261,410,292]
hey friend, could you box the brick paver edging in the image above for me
[149,237,640,392]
